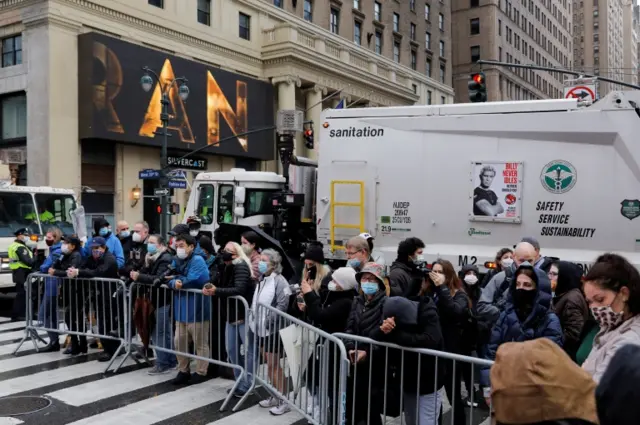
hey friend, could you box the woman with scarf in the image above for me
[130,234,177,375]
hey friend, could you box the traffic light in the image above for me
[468,72,487,103]
[156,205,162,214]
[303,128,314,150]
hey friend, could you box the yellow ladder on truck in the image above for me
[330,180,365,252]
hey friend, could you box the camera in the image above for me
[415,261,432,277]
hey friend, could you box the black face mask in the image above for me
[513,288,536,307]
[222,252,233,262]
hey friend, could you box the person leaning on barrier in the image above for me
[67,236,120,362]
[166,234,211,386]
[9,227,37,322]
[38,227,64,352]
[203,241,255,398]
[129,234,177,375]
[47,235,83,354]
[250,249,292,416]
[490,338,599,425]
[374,296,445,425]
[84,218,125,269]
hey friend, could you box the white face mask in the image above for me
[132,232,142,243]
[464,275,479,285]
[189,230,199,237]
[501,258,514,269]
[242,244,253,254]
[328,282,340,291]
[413,254,425,264]
[176,248,188,260]
[61,244,70,254]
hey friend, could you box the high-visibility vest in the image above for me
[25,210,54,223]
[8,241,32,270]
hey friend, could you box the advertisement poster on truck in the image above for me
[470,161,523,223]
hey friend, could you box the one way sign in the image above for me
[154,188,172,196]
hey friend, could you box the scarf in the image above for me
[145,249,164,268]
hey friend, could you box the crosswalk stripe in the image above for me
[0,336,62,356]
[205,403,304,425]
[0,330,33,343]
[0,321,25,332]
[46,366,179,406]
[64,378,230,425]
[0,350,99,374]
[0,417,24,424]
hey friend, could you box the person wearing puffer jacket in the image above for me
[481,262,563,405]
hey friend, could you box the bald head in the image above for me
[116,221,129,235]
[513,242,537,267]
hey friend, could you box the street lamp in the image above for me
[140,66,189,237]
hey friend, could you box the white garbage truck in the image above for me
[183,90,640,273]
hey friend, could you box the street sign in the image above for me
[166,169,187,179]
[154,188,172,196]
[167,179,187,189]
[564,84,596,102]
[139,169,161,179]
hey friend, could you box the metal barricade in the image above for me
[333,333,495,425]
[252,302,350,425]
[14,272,134,374]
[128,282,252,412]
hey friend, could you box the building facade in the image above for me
[0,0,453,233]
[452,0,572,103]
[622,0,639,87]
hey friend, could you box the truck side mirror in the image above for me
[234,187,246,204]
[234,206,245,218]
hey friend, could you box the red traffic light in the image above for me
[304,129,313,137]
[156,205,162,214]
[472,73,485,84]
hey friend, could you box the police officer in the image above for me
[10,228,37,321]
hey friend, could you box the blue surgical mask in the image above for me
[120,230,130,238]
[347,259,361,269]
[361,281,378,295]
[258,261,269,274]
[99,227,110,237]
[147,243,157,255]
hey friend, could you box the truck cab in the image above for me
[0,185,77,291]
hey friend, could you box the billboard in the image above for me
[78,33,275,160]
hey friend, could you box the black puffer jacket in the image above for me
[345,291,387,353]
[388,261,423,297]
[52,250,83,277]
[136,251,173,308]
[302,276,356,334]
[433,285,470,355]
[78,249,119,279]
[215,260,254,322]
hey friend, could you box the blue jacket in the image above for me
[40,242,63,296]
[169,253,210,323]
[481,264,564,387]
[83,233,125,269]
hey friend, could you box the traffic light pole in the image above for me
[159,92,170,238]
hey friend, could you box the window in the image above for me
[35,194,77,235]
[239,13,251,40]
[426,58,432,76]
[148,0,163,7]
[439,62,446,83]
[412,84,418,93]
[374,2,382,21]
[470,18,480,34]
[425,3,431,20]
[410,23,416,40]
[471,0,479,6]
[354,21,362,44]
[427,90,432,104]
[304,0,313,21]
[439,40,445,56]
[441,96,446,104]
[393,13,400,32]
[375,31,382,54]
[330,8,340,34]
[439,13,444,30]
[196,184,215,224]
[217,185,234,224]
[470,45,480,62]
[274,0,283,7]
[197,0,211,25]
[2,94,26,140]
[393,42,400,62]
[354,0,360,9]
[426,32,431,49]
[2,35,21,68]
[498,19,502,35]
[411,50,417,69]
[0,193,38,237]
[245,190,278,218]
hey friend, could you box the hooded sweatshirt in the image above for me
[491,338,600,425]
[553,261,589,360]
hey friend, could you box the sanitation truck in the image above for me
[184,90,640,273]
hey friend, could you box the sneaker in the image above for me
[259,397,279,408]
[269,401,291,416]
[148,366,170,375]
[306,395,318,415]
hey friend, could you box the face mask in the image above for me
[591,305,625,329]
[501,258,514,269]
[119,230,130,239]
[513,288,536,307]
[258,261,268,274]
[147,243,158,255]
[361,281,379,295]
[464,275,479,285]
[132,232,142,243]
[189,230,199,237]
[242,244,253,254]
[347,259,361,269]
[92,249,104,259]
[99,227,110,237]
[328,282,341,291]
[413,254,425,264]
[45,239,54,247]
[176,248,188,260]
[222,251,233,262]
[61,244,69,254]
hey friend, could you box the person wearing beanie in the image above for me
[595,344,640,425]
[298,241,330,296]
[490,338,599,425]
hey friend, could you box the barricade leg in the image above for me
[13,277,44,355]
[232,323,257,412]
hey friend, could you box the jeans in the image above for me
[403,391,442,425]
[226,321,255,394]
[38,295,59,343]
[152,305,177,369]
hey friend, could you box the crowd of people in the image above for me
[12,217,640,425]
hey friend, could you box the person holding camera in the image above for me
[389,237,427,298]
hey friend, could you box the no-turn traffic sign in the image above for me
[564,85,596,102]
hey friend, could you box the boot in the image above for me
[63,336,78,355]
[41,340,61,353]
[78,335,88,354]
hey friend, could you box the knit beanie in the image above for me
[331,267,357,291]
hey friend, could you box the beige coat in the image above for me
[583,314,640,383]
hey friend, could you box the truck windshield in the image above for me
[34,194,77,235]
[0,192,39,237]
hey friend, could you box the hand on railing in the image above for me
[348,349,367,364]
[48,268,55,276]
[202,283,216,296]
[130,270,139,281]
[174,280,183,290]
[67,267,79,278]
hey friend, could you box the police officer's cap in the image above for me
[14,228,30,237]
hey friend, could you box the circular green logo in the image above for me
[540,160,577,194]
